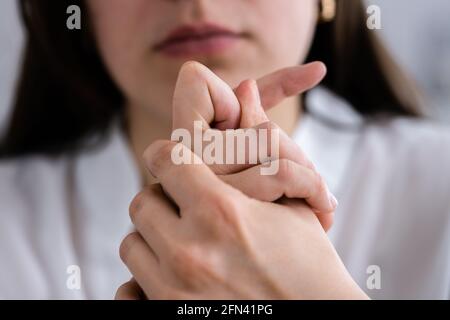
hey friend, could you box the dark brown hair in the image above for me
[0,0,424,158]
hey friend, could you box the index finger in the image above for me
[257,61,327,111]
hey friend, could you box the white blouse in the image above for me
[1,87,449,300]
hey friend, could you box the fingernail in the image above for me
[328,191,339,209]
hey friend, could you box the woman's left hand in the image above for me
[116,141,367,300]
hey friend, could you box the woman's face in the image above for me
[88,0,318,121]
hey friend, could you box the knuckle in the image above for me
[143,140,177,174]
[258,121,281,146]
[210,191,242,224]
[181,60,203,72]
[258,120,279,131]
[129,191,145,222]
[119,232,140,263]
[169,244,220,289]
[170,245,203,278]
[206,190,251,243]
[267,121,280,132]
[179,61,209,81]
[275,159,296,183]
[129,188,153,224]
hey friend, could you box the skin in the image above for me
[169,62,338,229]
[86,0,368,299]
[88,0,318,171]
[115,62,367,299]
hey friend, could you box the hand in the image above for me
[171,61,337,229]
[116,141,368,300]
[116,62,348,299]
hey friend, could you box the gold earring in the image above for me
[319,0,336,22]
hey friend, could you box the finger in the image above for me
[235,79,268,128]
[172,61,326,134]
[220,159,337,223]
[313,211,335,233]
[172,61,241,132]
[119,232,163,299]
[257,61,327,111]
[115,279,145,300]
[143,140,231,211]
[207,121,315,175]
[277,197,334,232]
[129,185,181,256]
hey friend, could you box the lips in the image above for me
[154,23,243,58]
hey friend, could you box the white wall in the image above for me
[0,0,449,131]
[369,0,450,121]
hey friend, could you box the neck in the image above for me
[125,103,172,185]
[126,95,301,185]
[265,95,301,136]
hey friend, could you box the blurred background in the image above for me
[0,0,449,135]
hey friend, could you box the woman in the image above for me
[0,0,449,299]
